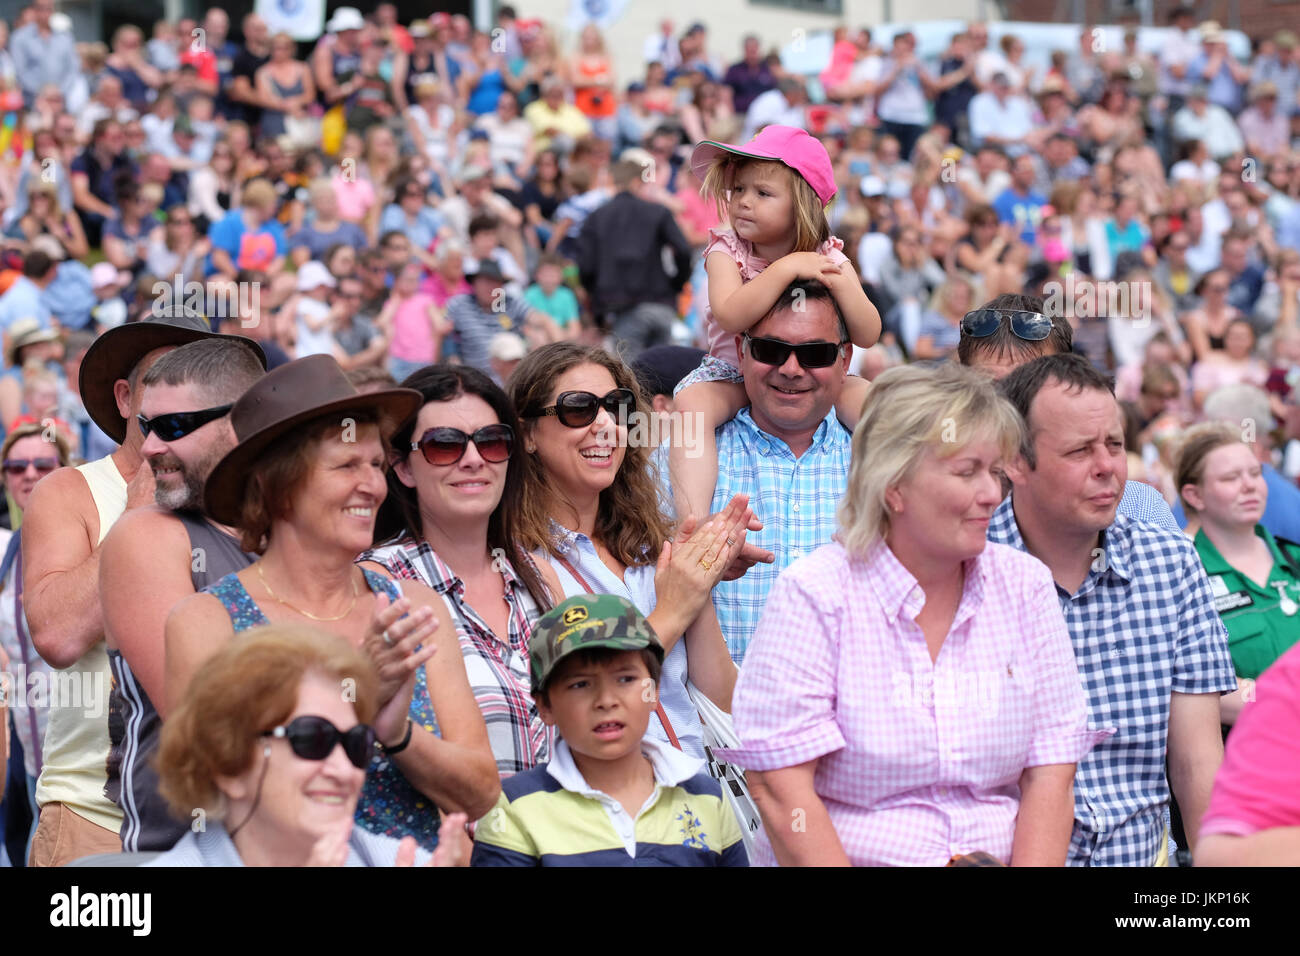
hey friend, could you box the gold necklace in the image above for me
[256,563,359,622]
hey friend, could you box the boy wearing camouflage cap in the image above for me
[471,594,748,866]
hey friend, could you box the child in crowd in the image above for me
[380,261,447,382]
[671,125,881,521]
[522,252,579,338]
[89,262,130,331]
[466,213,527,297]
[471,595,749,867]
[288,260,338,358]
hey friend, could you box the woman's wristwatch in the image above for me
[381,717,414,755]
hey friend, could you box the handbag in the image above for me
[555,551,763,859]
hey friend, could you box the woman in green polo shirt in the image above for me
[1177,423,1300,727]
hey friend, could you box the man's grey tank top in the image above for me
[105,511,255,851]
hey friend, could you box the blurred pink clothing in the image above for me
[1201,641,1300,838]
[387,291,440,363]
[1191,357,1268,401]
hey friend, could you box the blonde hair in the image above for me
[699,155,829,253]
[837,363,1024,556]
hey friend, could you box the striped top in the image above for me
[471,737,748,867]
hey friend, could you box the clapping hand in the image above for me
[395,813,471,867]
[363,592,440,746]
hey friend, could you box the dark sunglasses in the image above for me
[412,424,514,466]
[527,388,635,428]
[137,403,233,442]
[3,457,57,476]
[743,334,847,369]
[959,309,1054,342]
[262,715,377,769]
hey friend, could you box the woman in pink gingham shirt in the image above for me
[725,363,1104,866]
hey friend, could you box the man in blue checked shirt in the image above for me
[706,280,854,663]
[990,354,1236,867]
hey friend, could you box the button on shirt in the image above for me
[722,538,1098,867]
[987,501,1237,867]
[710,408,852,664]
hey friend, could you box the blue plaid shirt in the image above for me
[987,499,1236,866]
[1117,480,1179,532]
[709,408,852,664]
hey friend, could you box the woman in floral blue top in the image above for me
[165,355,500,851]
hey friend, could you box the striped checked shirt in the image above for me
[444,292,534,384]
[986,501,1237,866]
[360,536,552,777]
[709,407,852,663]
[722,537,1099,866]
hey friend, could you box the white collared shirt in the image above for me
[545,737,705,857]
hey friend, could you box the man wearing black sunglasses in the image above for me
[21,312,266,867]
[699,280,852,664]
[97,338,266,854]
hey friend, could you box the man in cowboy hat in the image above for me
[98,336,266,852]
[21,313,265,866]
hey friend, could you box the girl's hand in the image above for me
[784,251,842,282]
[395,812,472,867]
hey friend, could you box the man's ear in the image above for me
[1002,451,1030,487]
[112,378,132,420]
[651,393,672,415]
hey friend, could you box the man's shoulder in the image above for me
[101,504,193,550]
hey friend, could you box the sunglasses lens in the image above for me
[747,337,791,366]
[343,726,377,769]
[1009,312,1054,341]
[34,458,56,472]
[287,717,337,761]
[960,311,1002,338]
[556,393,600,427]
[473,426,514,462]
[796,344,840,368]
[604,389,635,418]
[421,430,469,465]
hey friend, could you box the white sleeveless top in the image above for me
[34,454,127,833]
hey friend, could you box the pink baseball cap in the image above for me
[690,125,837,206]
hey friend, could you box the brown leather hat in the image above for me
[203,354,422,527]
[79,313,268,444]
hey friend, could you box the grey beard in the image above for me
[154,470,205,511]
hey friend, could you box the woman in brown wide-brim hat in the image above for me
[163,354,500,852]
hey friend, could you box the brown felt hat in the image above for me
[202,354,422,527]
[79,312,268,444]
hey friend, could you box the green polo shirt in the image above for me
[1194,525,1300,680]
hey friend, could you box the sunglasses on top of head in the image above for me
[137,403,234,442]
[261,715,377,769]
[411,423,514,466]
[526,388,635,428]
[743,334,848,369]
[959,309,1054,342]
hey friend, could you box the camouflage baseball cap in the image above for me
[529,594,664,693]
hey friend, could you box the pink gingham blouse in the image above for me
[723,537,1102,867]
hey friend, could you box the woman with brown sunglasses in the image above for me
[362,365,553,778]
